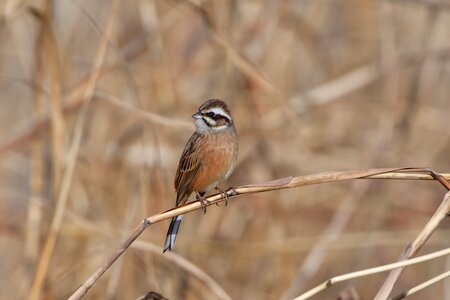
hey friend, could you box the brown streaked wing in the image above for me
[174,133,202,206]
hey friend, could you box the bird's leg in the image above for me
[196,191,207,214]
[215,187,229,206]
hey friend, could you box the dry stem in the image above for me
[68,167,449,299]
[375,190,450,299]
[28,1,121,299]
[294,247,450,300]
[389,270,450,300]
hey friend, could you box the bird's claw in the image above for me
[197,193,207,214]
[215,187,229,206]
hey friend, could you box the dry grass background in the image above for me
[0,0,449,299]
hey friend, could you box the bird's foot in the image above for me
[196,192,207,214]
[215,187,229,206]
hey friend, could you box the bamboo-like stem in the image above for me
[22,10,47,295]
[68,220,150,300]
[294,247,450,300]
[131,241,232,300]
[389,270,450,300]
[146,168,449,225]
[68,167,449,299]
[28,1,122,299]
[375,191,450,299]
[29,5,66,193]
[0,30,152,160]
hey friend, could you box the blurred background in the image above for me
[0,0,449,299]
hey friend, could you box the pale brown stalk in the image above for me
[29,1,122,299]
[0,31,150,160]
[21,9,47,295]
[295,246,450,300]
[389,269,450,300]
[29,4,65,192]
[68,167,449,299]
[132,241,232,300]
[375,191,450,299]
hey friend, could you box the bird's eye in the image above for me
[206,112,215,117]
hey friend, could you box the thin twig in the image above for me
[294,247,450,300]
[282,113,395,299]
[68,220,151,300]
[132,241,232,300]
[22,7,47,295]
[94,91,191,129]
[388,0,450,9]
[182,0,280,97]
[389,270,450,300]
[29,5,65,191]
[0,31,150,160]
[29,1,121,299]
[375,191,450,299]
[68,167,449,299]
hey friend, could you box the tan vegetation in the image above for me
[0,0,449,299]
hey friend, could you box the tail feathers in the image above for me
[163,215,184,253]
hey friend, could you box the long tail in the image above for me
[163,215,184,252]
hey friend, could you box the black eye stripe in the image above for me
[215,115,229,122]
[202,111,230,121]
[202,111,217,119]
[202,115,215,123]
[201,113,231,128]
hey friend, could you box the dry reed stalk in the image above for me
[375,191,450,299]
[21,10,47,295]
[293,187,450,299]
[297,192,450,300]
[30,4,66,193]
[1,1,448,299]
[183,0,280,97]
[294,246,450,300]
[42,6,65,193]
[23,132,44,297]
[282,111,396,299]
[29,0,122,299]
[446,257,450,298]
[0,41,440,162]
[389,269,450,300]
[281,182,369,299]
[288,64,380,112]
[132,241,232,300]
[185,0,306,129]
[0,45,423,169]
[0,30,150,160]
[388,0,450,9]
[373,4,449,298]
[95,91,191,129]
[106,177,142,297]
[68,167,449,299]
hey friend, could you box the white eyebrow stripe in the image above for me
[206,107,231,121]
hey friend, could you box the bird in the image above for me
[163,99,238,252]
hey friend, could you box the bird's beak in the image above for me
[192,112,202,119]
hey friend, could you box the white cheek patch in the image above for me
[194,117,229,133]
[194,118,210,133]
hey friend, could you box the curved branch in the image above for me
[68,167,450,299]
[294,247,450,300]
